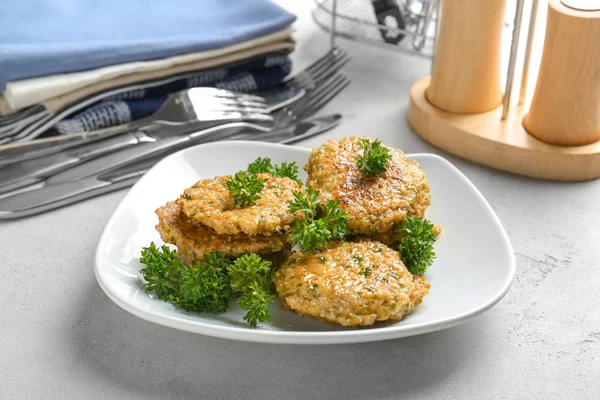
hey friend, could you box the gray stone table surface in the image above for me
[1,2,599,399]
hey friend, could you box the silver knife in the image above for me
[0,120,266,194]
[0,114,341,219]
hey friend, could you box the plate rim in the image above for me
[94,140,516,344]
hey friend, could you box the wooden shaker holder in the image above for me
[408,0,600,181]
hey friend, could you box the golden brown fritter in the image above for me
[155,201,291,264]
[305,137,431,235]
[177,173,301,236]
[272,240,430,327]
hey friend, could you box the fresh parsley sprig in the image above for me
[288,187,320,218]
[247,157,302,185]
[288,187,348,252]
[273,162,302,185]
[139,244,275,327]
[225,171,265,208]
[357,138,392,176]
[247,157,273,174]
[320,199,349,241]
[398,217,436,275]
[139,243,231,313]
[227,253,275,328]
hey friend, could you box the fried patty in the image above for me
[305,137,431,234]
[272,240,430,327]
[177,173,301,236]
[156,201,291,264]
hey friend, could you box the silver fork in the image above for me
[46,72,351,185]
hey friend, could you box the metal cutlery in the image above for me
[0,85,305,194]
[0,88,275,193]
[0,114,342,219]
[45,73,350,185]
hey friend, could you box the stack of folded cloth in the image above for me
[0,0,296,145]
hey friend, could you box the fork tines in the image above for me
[285,47,351,89]
[297,75,350,118]
[188,87,274,124]
[277,72,350,124]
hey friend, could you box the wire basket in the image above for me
[312,0,439,58]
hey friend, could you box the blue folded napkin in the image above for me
[55,53,292,135]
[0,0,295,90]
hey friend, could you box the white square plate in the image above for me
[95,141,515,344]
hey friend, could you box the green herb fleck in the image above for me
[359,267,373,277]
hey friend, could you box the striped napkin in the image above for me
[55,53,292,135]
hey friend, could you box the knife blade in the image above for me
[0,114,341,219]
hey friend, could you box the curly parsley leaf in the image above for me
[227,254,275,327]
[139,244,232,313]
[320,199,348,241]
[247,157,274,174]
[357,138,392,176]
[272,162,302,185]
[288,186,320,219]
[398,217,436,275]
[225,171,265,208]
[289,219,333,252]
[227,253,273,293]
[176,256,231,313]
[287,188,348,252]
[139,245,276,327]
[247,158,303,186]
[237,281,275,328]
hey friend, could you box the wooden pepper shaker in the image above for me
[523,0,600,146]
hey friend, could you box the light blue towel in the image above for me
[0,0,295,90]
